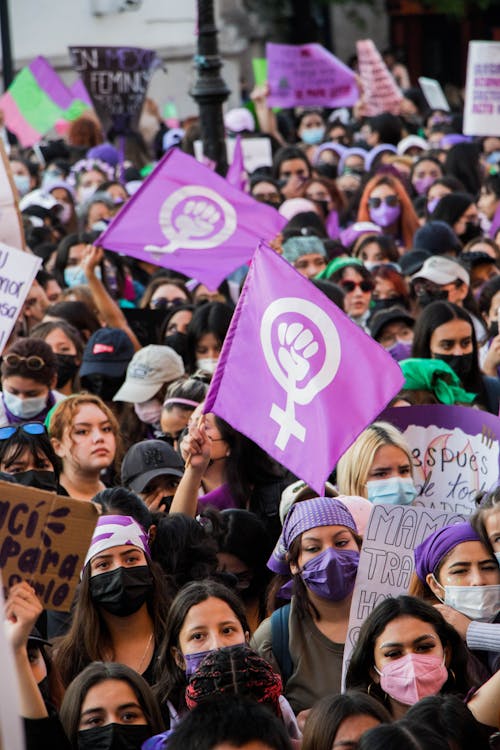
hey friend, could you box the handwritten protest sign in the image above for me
[68,46,161,134]
[0,244,41,355]
[0,572,24,750]
[342,503,468,686]
[266,43,358,109]
[418,77,450,112]
[379,405,500,515]
[356,39,402,116]
[463,41,500,136]
[0,143,25,251]
[0,481,98,611]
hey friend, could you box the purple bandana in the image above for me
[268,496,357,574]
[414,522,480,582]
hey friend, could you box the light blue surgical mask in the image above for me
[13,174,30,197]
[3,391,47,419]
[64,264,101,288]
[367,476,417,505]
[301,127,325,145]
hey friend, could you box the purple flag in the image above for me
[204,244,404,494]
[267,43,358,109]
[98,149,286,289]
[226,135,246,191]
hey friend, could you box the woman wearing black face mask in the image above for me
[412,301,500,414]
[0,422,62,493]
[54,515,170,689]
[430,192,482,246]
[30,321,84,396]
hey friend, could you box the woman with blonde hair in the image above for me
[336,421,416,505]
[357,174,419,250]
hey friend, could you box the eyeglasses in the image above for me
[341,279,374,293]
[150,297,185,311]
[367,195,399,209]
[3,354,46,370]
[0,422,47,440]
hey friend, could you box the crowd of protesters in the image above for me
[1,42,500,750]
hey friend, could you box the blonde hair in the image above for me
[336,421,413,498]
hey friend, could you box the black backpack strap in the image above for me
[270,603,293,684]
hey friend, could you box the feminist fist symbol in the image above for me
[174,200,221,239]
[277,322,319,382]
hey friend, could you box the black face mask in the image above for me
[89,565,153,617]
[55,353,79,389]
[80,374,123,402]
[371,296,408,313]
[459,222,482,245]
[433,352,474,381]
[10,470,58,492]
[490,321,499,338]
[416,289,449,308]
[37,676,51,706]
[163,332,188,362]
[77,723,151,750]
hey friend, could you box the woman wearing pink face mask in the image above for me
[346,596,472,719]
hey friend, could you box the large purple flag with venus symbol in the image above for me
[98,149,286,288]
[204,244,405,494]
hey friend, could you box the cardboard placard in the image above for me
[463,41,500,136]
[0,142,25,252]
[342,503,468,687]
[0,243,41,355]
[418,76,450,112]
[379,404,500,515]
[0,481,98,611]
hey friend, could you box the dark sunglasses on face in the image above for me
[341,279,374,293]
[3,353,46,370]
[367,195,399,209]
[0,422,47,440]
[150,297,185,311]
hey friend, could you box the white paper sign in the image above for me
[464,41,500,136]
[418,77,450,112]
[194,137,273,174]
[0,573,25,750]
[0,142,25,251]
[342,504,468,688]
[0,244,42,354]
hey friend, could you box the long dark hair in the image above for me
[0,426,60,479]
[345,595,472,712]
[185,302,233,373]
[154,580,249,712]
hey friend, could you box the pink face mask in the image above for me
[375,652,448,706]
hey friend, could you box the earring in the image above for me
[226,450,231,457]
[448,668,456,683]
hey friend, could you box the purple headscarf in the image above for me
[268,497,358,574]
[315,142,347,164]
[83,514,150,571]
[414,522,481,582]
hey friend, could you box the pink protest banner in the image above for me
[463,41,500,136]
[266,43,358,109]
[204,244,404,494]
[98,149,286,288]
[356,39,402,116]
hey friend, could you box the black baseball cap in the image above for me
[369,306,415,341]
[121,440,184,493]
[79,327,135,378]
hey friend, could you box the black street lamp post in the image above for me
[190,0,230,175]
[0,0,14,90]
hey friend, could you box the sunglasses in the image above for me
[341,279,374,293]
[3,353,46,370]
[150,297,185,311]
[367,195,399,209]
[0,422,47,440]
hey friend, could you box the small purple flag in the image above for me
[204,244,404,494]
[226,135,246,191]
[267,43,358,109]
[98,149,285,288]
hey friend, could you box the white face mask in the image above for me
[196,358,218,375]
[13,174,30,197]
[59,203,73,224]
[134,398,162,425]
[3,391,47,419]
[439,581,500,620]
[78,184,98,204]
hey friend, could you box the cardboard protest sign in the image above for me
[356,39,402,116]
[379,405,500,515]
[463,41,500,136]
[266,43,358,109]
[0,572,24,750]
[0,143,25,251]
[98,149,285,289]
[0,481,98,611]
[68,46,161,134]
[418,77,450,112]
[204,244,404,494]
[0,244,41,355]
[342,503,468,686]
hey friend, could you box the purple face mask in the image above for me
[413,176,436,196]
[427,196,441,214]
[368,203,401,228]
[300,546,360,601]
[388,341,413,361]
[184,649,213,677]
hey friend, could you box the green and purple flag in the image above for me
[0,56,89,147]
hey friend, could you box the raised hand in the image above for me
[4,582,43,653]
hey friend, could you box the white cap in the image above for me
[411,255,470,287]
